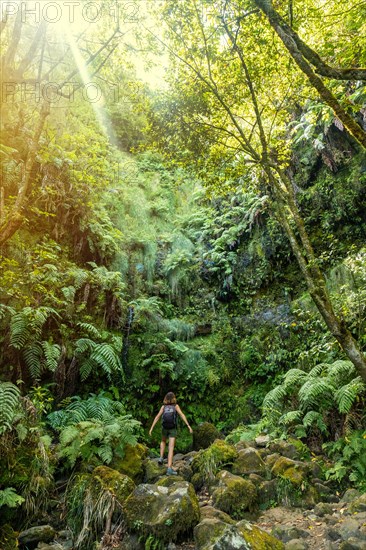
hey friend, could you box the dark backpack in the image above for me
[162,405,177,429]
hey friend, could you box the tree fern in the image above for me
[77,322,101,339]
[24,343,43,379]
[47,392,126,429]
[0,382,21,435]
[328,360,357,387]
[42,341,61,372]
[262,384,288,413]
[298,379,334,411]
[283,369,308,391]
[335,377,365,414]
[303,411,328,434]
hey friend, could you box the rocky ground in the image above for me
[15,426,366,549]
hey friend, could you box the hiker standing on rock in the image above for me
[149,391,193,475]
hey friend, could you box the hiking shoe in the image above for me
[166,467,178,476]
[158,457,164,466]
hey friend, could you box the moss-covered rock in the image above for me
[212,470,257,517]
[232,447,267,476]
[144,459,165,483]
[92,465,135,504]
[110,443,148,483]
[191,440,238,486]
[271,457,307,486]
[123,481,200,542]
[194,518,285,549]
[268,440,299,460]
[349,493,366,513]
[200,505,236,524]
[193,423,222,450]
[156,475,185,487]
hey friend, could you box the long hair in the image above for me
[163,392,177,405]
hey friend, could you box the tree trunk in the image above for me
[272,178,366,382]
[253,0,366,150]
[0,100,50,245]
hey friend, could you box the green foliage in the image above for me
[0,382,21,435]
[324,431,366,490]
[47,392,126,429]
[262,359,366,440]
[0,488,25,509]
[58,415,140,468]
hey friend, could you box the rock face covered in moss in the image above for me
[194,517,285,549]
[212,470,257,517]
[123,481,200,542]
[191,439,238,488]
[232,447,267,476]
[193,422,222,450]
[92,465,135,503]
[110,443,148,483]
[271,457,308,486]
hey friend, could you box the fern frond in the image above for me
[328,360,357,387]
[335,377,365,414]
[74,338,95,355]
[303,411,328,434]
[23,343,43,380]
[77,322,101,339]
[262,384,288,413]
[308,363,330,378]
[79,358,97,382]
[41,341,61,372]
[0,382,21,434]
[298,379,334,411]
[10,309,32,349]
[283,369,307,390]
[0,303,15,320]
[279,410,302,426]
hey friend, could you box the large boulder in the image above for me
[110,443,148,483]
[92,465,135,503]
[212,470,257,517]
[191,440,238,488]
[194,518,284,549]
[123,481,200,542]
[232,447,267,476]
[193,422,222,450]
[271,457,308,486]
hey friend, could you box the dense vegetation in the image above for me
[0,0,366,546]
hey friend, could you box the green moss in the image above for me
[193,423,221,450]
[191,440,238,485]
[123,482,200,542]
[92,466,135,504]
[212,471,257,517]
[271,457,307,486]
[237,520,285,549]
[110,443,148,482]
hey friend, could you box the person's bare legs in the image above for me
[167,437,176,469]
[160,437,166,460]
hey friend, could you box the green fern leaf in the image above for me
[328,360,357,387]
[283,369,308,390]
[298,379,334,411]
[335,377,365,413]
[23,343,43,379]
[303,411,328,433]
[0,382,21,434]
[42,341,61,372]
[77,322,101,339]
